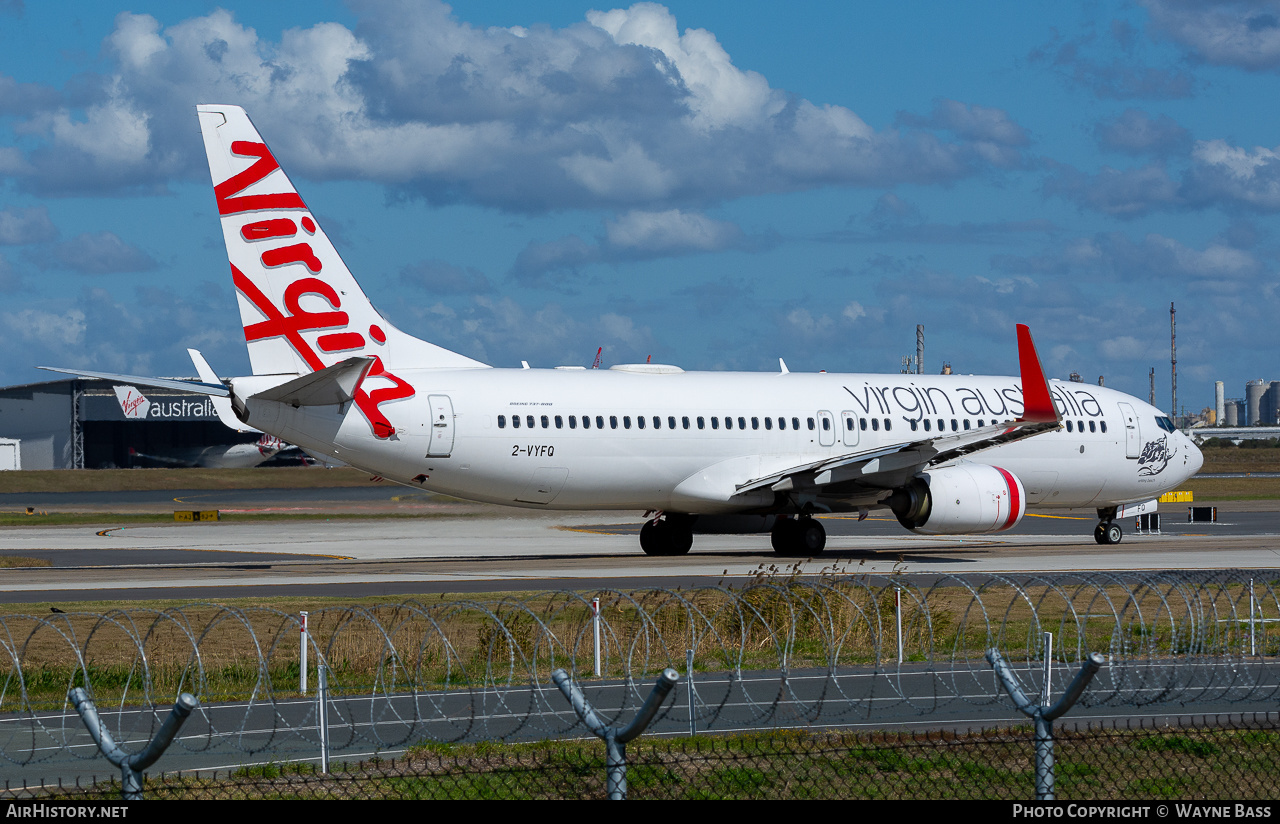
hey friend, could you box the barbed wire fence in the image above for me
[1,569,1277,799]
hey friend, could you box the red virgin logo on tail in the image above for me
[221,142,413,440]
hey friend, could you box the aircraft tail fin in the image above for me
[195,104,487,380]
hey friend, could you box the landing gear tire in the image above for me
[771,517,826,557]
[1094,522,1123,545]
[639,517,694,556]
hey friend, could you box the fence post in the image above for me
[68,688,199,801]
[895,586,903,663]
[551,667,679,800]
[592,597,602,677]
[686,648,697,736]
[986,649,1105,801]
[300,610,309,695]
[1042,632,1053,702]
[318,664,331,774]
[1249,579,1256,657]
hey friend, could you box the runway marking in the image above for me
[1026,513,1092,520]
[556,524,640,535]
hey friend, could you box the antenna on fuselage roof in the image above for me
[591,347,602,369]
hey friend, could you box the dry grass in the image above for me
[1198,447,1280,474]
[1185,476,1280,500]
[4,577,1260,710]
[0,555,52,567]
[0,467,387,494]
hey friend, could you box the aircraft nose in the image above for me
[1184,434,1204,479]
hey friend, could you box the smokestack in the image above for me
[1215,381,1225,427]
[1170,302,1177,420]
[916,325,924,376]
[1149,368,1155,406]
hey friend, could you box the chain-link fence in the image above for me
[11,714,1278,800]
[1,570,1277,798]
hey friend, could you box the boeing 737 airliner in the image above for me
[43,105,1203,556]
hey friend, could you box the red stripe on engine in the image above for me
[993,466,1021,531]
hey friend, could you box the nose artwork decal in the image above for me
[1137,434,1176,477]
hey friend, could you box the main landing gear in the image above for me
[639,514,694,556]
[1094,507,1123,545]
[771,516,826,557]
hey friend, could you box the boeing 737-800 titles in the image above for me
[43,105,1203,556]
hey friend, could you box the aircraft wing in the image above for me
[736,418,1059,495]
[735,324,1062,498]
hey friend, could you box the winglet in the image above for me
[1016,324,1059,423]
[188,349,260,434]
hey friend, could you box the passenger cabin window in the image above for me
[923,419,931,432]
[541,415,549,428]
[711,417,720,430]
[1089,421,1096,432]
[526,415,535,428]
[596,415,605,429]
[871,418,879,431]
[569,416,577,429]
[624,416,632,429]
[697,416,705,429]
[793,417,800,430]
[764,417,772,430]
[807,418,815,430]
[738,417,746,429]
[668,416,676,429]
[910,420,918,431]
[752,417,760,430]
[1066,420,1073,432]
[582,415,591,430]
[778,417,786,430]
[884,419,892,431]
[821,418,830,431]
[555,415,563,429]
[682,416,690,429]
[636,415,644,429]
[498,415,507,428]
[610,415,618,429]
[512,415,521,429]
[724,416,733,430]
[1100,421,1107,433]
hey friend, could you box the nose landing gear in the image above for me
[1094,507,1123,545]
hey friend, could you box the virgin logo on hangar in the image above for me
[91,386,219,422]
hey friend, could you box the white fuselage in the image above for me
[242,366,1203,515]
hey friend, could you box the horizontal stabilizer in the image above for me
[248,356,374,407]
[37,366,230,397]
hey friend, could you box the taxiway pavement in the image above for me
[0,492,1277,602]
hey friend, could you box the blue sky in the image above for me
[2,0,1279,416]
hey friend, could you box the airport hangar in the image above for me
[0,376,262,470]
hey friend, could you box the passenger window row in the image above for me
[497,413,1109,436]
[498,414,818,431]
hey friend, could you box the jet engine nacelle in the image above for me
[886,464,1026,535]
